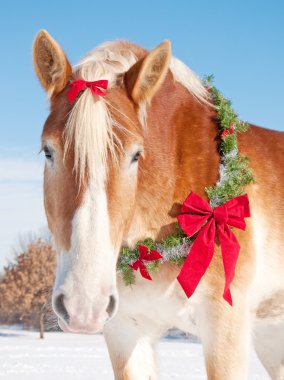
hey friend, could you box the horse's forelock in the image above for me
[63,42,139,186]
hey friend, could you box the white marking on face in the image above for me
[53,177,118,332]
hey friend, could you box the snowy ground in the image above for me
[0,328,269,379]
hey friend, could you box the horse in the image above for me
[33,29,284,380]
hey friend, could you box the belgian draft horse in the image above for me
[33,30,284,379]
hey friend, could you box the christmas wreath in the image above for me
[118,77,254,305]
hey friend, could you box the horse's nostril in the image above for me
[54,294,69,323]
[106,294,117,318]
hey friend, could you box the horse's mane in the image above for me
[64,41,209,186]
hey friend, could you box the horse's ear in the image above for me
[125,40,171,104]
[33,30,72,98]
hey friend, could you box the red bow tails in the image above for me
[129,245,163,280]
[177,192,250,305]
[67,79,108,104]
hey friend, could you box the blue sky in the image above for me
[0,0,283,267]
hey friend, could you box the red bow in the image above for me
[221,123,234,138]
[177,192,250,305]
[67,79,108,104]
[129,245,163,280]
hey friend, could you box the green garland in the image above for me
[118,226,190,285]
[118,77,254,285]
[204,75,254,207]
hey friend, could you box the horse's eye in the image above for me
[131,151,142,163]
[43,146,52,160]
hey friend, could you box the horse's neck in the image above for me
[126,77,220,244]
[172,86,220,202]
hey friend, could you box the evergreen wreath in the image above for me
[118,76,254,286]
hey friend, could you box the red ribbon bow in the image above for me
[67,79,108,104]
[177,192,250,305]
[129,245,163,280]
[221,123,235,138]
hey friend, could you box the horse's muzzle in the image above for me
[53,291,118,334]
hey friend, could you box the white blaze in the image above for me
[53,178,117,327]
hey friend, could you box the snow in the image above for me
[0,328,269,379]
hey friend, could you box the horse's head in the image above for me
[33,30,173,333]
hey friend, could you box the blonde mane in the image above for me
[64,41,209,185]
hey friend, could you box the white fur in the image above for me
[53,177,117,331]
[104,267,208,379]
[104,259,284,379]
[254,319,284,379]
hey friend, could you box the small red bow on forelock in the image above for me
[129,245,163,280]
[177,192,250,305]
[67,79,108,104]
[221,123,235,138]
